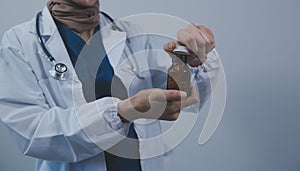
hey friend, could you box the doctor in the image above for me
[0,0,219,171]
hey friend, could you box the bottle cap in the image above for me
[171,46,191,56]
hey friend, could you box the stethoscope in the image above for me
[36,11,144,81]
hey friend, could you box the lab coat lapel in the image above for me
[100,25,127,76]
[38,7,87,106]
[39,7,78,80]
[39,7,126,79]
[38,8,127,104]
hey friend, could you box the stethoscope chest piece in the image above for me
[49,63,68,80]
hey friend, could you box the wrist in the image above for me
[118,98,140,122]
[187,55,205,67]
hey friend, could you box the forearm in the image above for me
[0,98,129,162]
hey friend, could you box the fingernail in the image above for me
[168,42,173,49]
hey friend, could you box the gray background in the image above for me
[1,0,300,171]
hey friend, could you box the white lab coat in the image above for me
[0,7,220,171]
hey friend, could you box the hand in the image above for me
[164,24,215,67]
[118,85,199,122]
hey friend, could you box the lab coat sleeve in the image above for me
[0,29,129,163]
[189,48,220,110]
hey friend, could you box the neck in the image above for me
[76,29,95,43]
[47,0,100,33]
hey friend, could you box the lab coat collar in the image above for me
[38,7,127,75]
[38,7,59,38]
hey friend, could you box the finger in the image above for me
[149,101,181,121]
[197,26,215,52]
[199,26,215,46]
[205,27,216,51]
[187,56,203,67]
[185,25,202,55]
[164,41,177,52]
[177,28,198,53]
[181,85,199,108]
[160,111,180,121]
[186,25,207,60]
[164,101,182,114]
[150,89,187,102]
[196,27,211,54]
[168,112,180,121]
[146,101,167,119]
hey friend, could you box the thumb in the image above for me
[164,41,177,52]
[150,89,187,102]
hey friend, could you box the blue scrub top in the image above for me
[56,22,141,171]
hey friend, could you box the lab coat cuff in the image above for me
[188,64,205,75]
[188,49,220,77]
[202,49,220,72]
[101,97,129,131]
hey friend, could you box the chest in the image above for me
[25,32,156,108]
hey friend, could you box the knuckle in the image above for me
[178,29,193,42]
[198,25,206,30]
[206,29,215,39]
[185,34,194,44]
[187,24,195,30]
[206,28,213,34]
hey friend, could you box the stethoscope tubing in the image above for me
[36,11,144,80]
